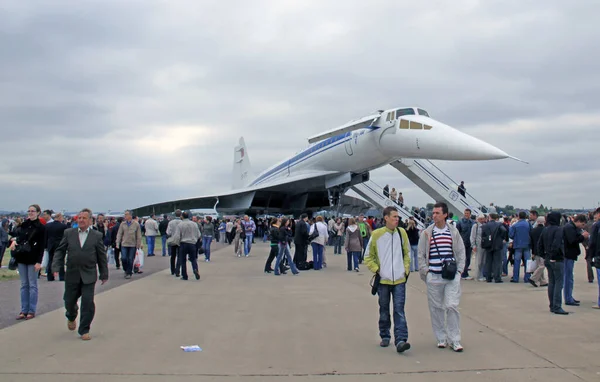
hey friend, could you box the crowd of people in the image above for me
[2,201,599,348]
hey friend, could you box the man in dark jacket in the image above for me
[529,217,547,287]
[44,212,68,281]
[482,214,507,283]
[562,215,589,306]
[110,218,122,269]
[159,215,169,256]
[538,211,568,315]
[456,209,474,280]
[293,214,309,266]
[457,181,466,197]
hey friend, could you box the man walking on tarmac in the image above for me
[357,214,372,263]
[364,206,412,354]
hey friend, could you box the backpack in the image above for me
[481,223,499,250]
[359,222,368,238]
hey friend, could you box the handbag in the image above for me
[14,228,37,254]
[8,256,18,271]
[431,232,457,280]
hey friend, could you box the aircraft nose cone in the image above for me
[425,117,510,160]
[456,130,510,160]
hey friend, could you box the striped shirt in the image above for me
[428,225,454,274]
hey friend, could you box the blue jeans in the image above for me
[378,283,408,345]
[146,236,156,256]
[121,246,136,275]
[18,263,38,314]
[563,259,576,304]
[410,245,419,272]
[203,236,213,260]
[461,245,472,278]
[333,236,342,254]
[545,260,564,312]
[312,242,324,270]
[161,235,168,256]
[274,244,298,275]
[244,233,253,255]
[347,251,360,270]
[361,237,369,262]
[513,248,530,282]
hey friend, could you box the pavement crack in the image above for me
[0,366,560,377]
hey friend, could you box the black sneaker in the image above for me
[396,341,411,353]
[553,309,569,315]
[380,338,390,347]
[194,270,200,280]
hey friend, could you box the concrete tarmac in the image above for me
[0,242,599,381]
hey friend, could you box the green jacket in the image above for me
[364,226,411,285]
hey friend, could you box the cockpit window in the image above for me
[417,108,429,117]
[396,108,415,117]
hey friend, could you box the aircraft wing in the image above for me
[307,112,382,144]
[131,170,368,216]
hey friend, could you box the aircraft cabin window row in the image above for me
[399,119,432,130]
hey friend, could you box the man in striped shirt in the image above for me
[418,202,466,352]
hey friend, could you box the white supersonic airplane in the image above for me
[133,106,519,216]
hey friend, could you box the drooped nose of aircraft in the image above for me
[416,116,511,161]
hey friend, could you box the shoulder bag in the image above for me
[431,231,457,280]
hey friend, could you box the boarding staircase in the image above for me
[350,180,427,230]
[390,159,487,218]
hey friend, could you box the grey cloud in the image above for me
[0,1,598,212]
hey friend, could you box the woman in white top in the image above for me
[310,216,329,270]
[333,218,344,255]
[390,188,398,203]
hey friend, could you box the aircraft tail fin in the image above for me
[232,137,253,189]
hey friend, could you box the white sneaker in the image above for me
[462,276,474,280]
[437,341,447,348]
[450,342,463,352]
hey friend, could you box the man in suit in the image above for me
[44,212,68,281]
[52,208,109,340]
[482,213,508,283]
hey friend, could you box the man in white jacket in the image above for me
[418,202,466,352]
[144,215,159,257]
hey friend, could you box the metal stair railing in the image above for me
[355,180,427,229]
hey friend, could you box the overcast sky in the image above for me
[1,0,599,213]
